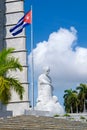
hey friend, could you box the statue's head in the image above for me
[43,66,50,75]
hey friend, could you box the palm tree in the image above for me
[63,89,78,113]
[0,48,24,104]
[72,91,79,113]
[63,89,73,113]
[76,83,87,113]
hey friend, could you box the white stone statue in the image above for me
[35,66,64,115]
[37,66,53,103]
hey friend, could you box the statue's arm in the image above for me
[39,75,51,85]
[39,78,49,84]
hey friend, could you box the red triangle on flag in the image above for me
[24,10,32,24]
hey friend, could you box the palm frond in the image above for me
[0,48,14,64]
[0,55,23,76]
[6,77,24,100]
[0,48,24,104]
[0,76,11,104]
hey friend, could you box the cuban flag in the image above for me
[10,10,32,36]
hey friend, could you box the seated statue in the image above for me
[35,66,64,115]
[37,66,53,103]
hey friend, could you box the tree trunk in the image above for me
[76,103,78,113]
[71,106,73,113]
[83,99,86,113]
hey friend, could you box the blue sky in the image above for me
[24,0,87,107]
[24,0,87,49]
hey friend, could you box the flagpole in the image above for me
[31,5,34,109]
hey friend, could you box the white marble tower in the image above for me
[0,0,30,116]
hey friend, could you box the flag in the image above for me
[10,10,32,36]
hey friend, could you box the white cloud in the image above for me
[28,27,87,104]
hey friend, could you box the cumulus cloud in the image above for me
[28,27,87,103]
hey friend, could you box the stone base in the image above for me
[7,102,29,116]
[25,110,53,117]
[0,110,12,118]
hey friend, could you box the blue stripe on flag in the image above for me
[11,23,28,36]
[10,21,24,33]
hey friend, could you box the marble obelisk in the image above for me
[0,0,30,116]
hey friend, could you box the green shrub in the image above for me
[80,116,85,120]
[63,113,70,117]
[54,114,60,117]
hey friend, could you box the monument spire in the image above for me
[4,0,30,116]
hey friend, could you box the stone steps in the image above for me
[0,115,87,130]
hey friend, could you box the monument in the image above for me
[0,0,30,116]
[35,66,64,115]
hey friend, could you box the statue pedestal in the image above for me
[25,110,53,117]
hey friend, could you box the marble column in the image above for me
[1,0,30,116]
